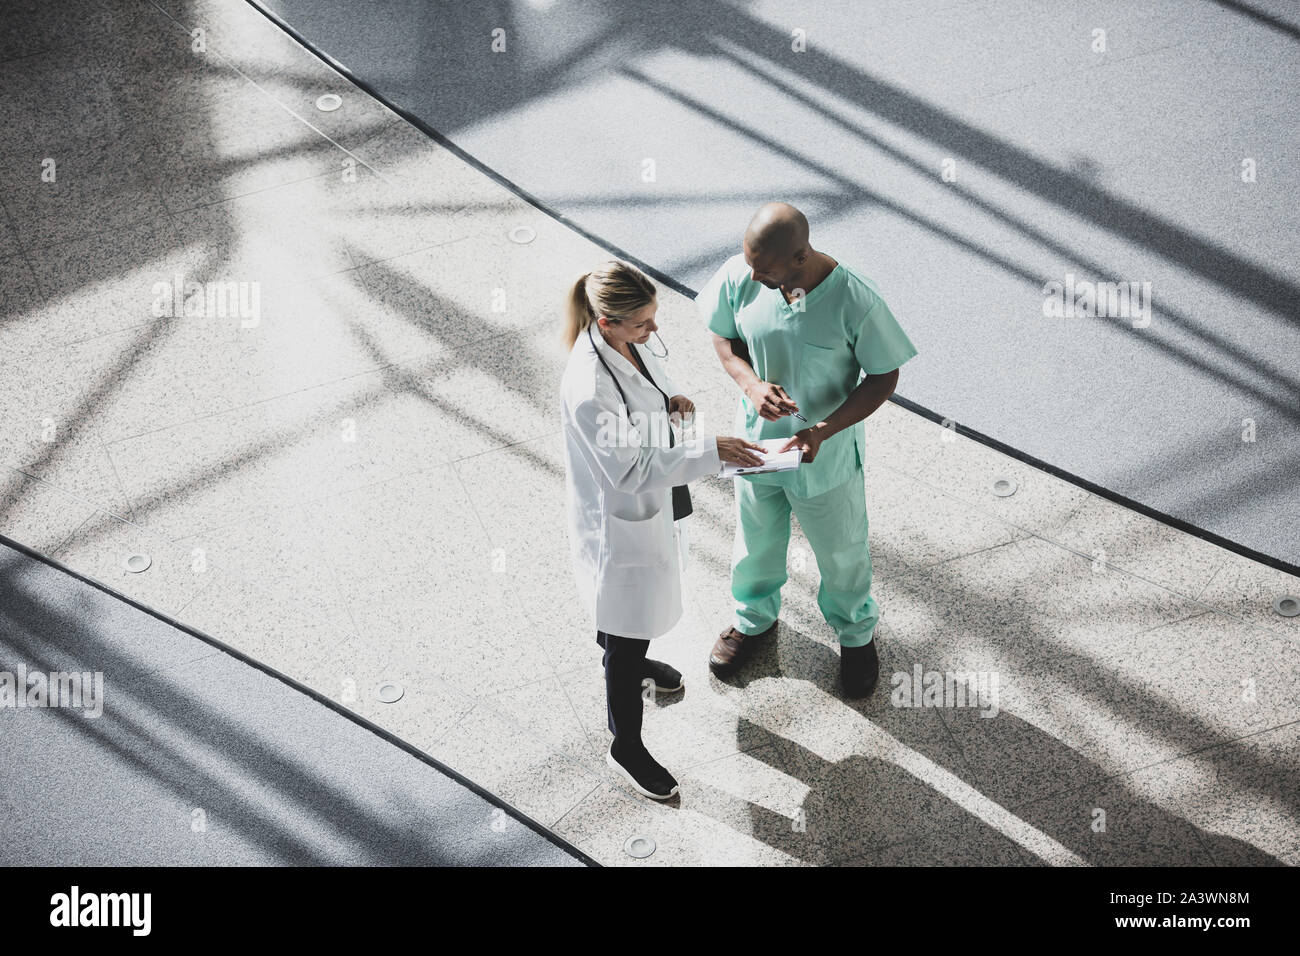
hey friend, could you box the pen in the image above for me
[782,393,807,422]
[766,383,807,422]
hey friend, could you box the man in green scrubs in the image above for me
[696,202,918,696]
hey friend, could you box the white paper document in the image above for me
[720,437,804,479]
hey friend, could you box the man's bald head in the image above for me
[743,202,812,289]
[744,202,809,260]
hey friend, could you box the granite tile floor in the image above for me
[1,0,1297,866]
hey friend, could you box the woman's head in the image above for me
[564,259,658,350]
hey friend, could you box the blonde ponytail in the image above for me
[562,260,657,349]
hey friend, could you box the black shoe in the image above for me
[607,741,679,800]
[643,658,683,693]
[841,636,879,698]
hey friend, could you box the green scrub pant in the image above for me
[730,468,878,647]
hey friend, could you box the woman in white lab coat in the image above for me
[561,259,764,800]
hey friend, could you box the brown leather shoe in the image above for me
[709,621,777,675]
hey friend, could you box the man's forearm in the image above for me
[721,352,762,392]
[715,336,762,392]
[817,372,898,438]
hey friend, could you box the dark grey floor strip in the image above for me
[0,532,596,866]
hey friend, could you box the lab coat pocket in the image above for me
[605,509,670,568]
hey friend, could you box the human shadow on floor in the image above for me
[693,615,1288,867]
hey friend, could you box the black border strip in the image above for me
[0,530,599,868]
[240,1,1300,584]
[887,393,1300,584]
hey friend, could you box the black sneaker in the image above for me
[840,636,879,698]
[643,658,683,693]
[607,742,679,800]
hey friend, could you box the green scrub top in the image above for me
[696,253,919,498]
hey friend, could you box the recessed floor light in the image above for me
[623,834,656,859]
[991,476,1018,497]
[1273,595,1299,618]
[508,225,536,244]
[377,682,404,703]
[316,93,343,112]
[124,553,151,573]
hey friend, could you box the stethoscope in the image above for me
[587,323,669,409]
[592,321,667,359]
[587,322,694,520]
[644,330,668,359]
[589,323,632,409]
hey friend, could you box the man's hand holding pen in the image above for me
[742,379,825,461]
[744,381,806,422]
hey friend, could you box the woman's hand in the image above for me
[716,436,767,467]
[668,394,694,427]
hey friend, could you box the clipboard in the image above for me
[720,437,803,478]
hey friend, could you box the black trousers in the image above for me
[596,631,649,745]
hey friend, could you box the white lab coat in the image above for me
[560,326,722,640]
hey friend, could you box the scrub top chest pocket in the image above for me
[798,340,853,412]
